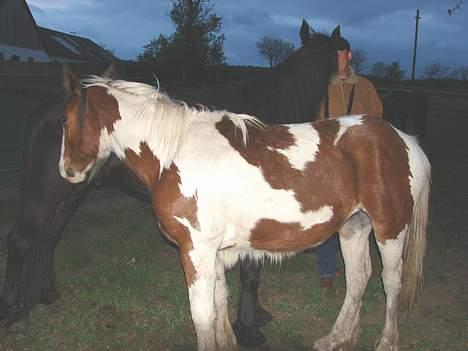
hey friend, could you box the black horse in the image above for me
[383,90,430,139]
[1,20,338,346]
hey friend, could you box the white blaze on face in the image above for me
[334,115,365,145]
[58,127,67,179]
[58,128,90,183]
[268,123,320,171]
[58,126,112,184]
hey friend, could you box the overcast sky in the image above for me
[27,0,467,77]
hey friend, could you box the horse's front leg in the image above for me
[180,245,219,351]
[1,184,88,327]
[214,256,237,350]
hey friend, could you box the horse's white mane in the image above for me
[81,76,264,170]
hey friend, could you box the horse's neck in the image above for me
[106,98,194,188]
[120,142,163,191]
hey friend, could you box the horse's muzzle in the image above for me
[65,168,76,178]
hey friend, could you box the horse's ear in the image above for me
[331,25,341,40]
[62,64,81,94]
[300,19,314,44]
[102,62,116,79]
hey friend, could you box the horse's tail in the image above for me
[400,141,431,312]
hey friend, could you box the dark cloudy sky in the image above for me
[27,0,467,77]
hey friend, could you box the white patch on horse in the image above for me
[392,128,431,202]
[173,121,334,255]
[268,123,320,171]
[334,115,365,145]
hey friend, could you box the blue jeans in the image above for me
[315,234,338,278]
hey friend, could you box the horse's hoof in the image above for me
[375,335,399,351]
[255,305,273,327]
[313,336,331,351]
[4,307,29,330]
[40,288,61,306]
[0,299,10,321]
[232,320,266,347]
[6,315,29,332]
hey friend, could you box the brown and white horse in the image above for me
[59,72,430,350]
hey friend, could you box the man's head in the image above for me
[334,36,352,75]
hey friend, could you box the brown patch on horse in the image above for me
[297,119,356,213]
[63,93,100,172]
[155,164,200,233]
[152,164,200,287]
[338,116,414,242]
[87,86,121,134]
[124,142,160,189]
[217,117,357,212]
[250,218,343,252]
[215,117,297,189]
[124,143,199,286]
[62,86,122,173]
[217,117,358,251]
[249,120,358,251]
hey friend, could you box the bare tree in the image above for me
[455,65,468,80]
[369,61,386,78]
[385,61,405,81]
[350,48,368,74]
[256,36,294,67]
[422,63,451,79]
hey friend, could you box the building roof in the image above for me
[38,27,118,63]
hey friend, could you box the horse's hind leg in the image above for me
[314,211,372,351]
[374,228,407,351]
[233,258,270,346]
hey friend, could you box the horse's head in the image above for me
[59,64,116,183]
[299,19,340,77]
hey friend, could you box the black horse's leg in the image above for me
[233,258,273,346]
[0,223,21,321]
[0,183,88,327]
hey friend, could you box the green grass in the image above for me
[1,182,466,350]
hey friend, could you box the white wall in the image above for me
[0,44,50,62]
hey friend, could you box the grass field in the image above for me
[0,91,467,350]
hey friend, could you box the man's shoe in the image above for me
[320,276,335,292]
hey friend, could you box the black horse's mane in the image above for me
[18,92,68,207]
[221,31,337,124]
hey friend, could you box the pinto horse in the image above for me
[59,70,430,350]
[1,19,337,346]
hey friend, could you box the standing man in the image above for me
[316,34,383,291]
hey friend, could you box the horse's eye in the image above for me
[61,116,68,125]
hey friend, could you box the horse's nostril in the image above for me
[66,168,76,177]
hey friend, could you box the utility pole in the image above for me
[411,9,421,80]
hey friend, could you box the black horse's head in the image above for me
[247,19,340,124]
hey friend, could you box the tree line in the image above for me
[352,50,468,80]
[136,0,467,82]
